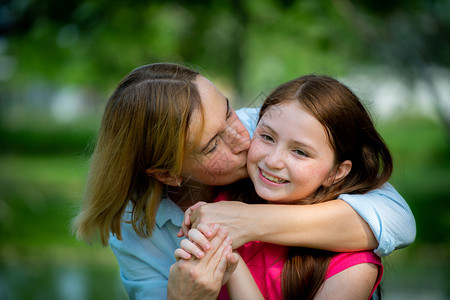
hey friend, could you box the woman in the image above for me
[72,63,415,299]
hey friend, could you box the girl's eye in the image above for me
[261,134,274,142]
[293,149,308,157]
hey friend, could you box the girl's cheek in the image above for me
[247,141,263,165]
[247,140,258,156]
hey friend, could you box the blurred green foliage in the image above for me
[382,118,450,246]
[0,0,449,299]
[3,0,450,106]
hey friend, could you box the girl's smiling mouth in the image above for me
[259,168,289,184]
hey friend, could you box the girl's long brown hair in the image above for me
[258,75,392,299]
[72,63,203,246]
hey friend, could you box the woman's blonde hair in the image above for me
[72,63,203,246]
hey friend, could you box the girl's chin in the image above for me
[254,191,282,203]
[254,188,294,204]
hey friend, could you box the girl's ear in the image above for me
[324,160,352,187]
[146,169,182,187]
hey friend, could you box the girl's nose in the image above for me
[264,146,285,170]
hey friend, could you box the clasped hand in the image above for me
[177,200,252,248]
[169,215,239,300]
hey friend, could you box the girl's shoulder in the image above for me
[326,251,381,279]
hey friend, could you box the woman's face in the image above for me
[247,101,337,203]
[180,75,251,186]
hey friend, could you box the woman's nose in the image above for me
[224,121,251,155]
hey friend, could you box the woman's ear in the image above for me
[324,160,352,187]
[146,169,182,187]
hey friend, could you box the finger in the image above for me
[204,229,229,265]
[183,202,206,228]
[190,201,208,212]
[177,228,184,238]
[181,208,194,239]
[193,229,230,281]
[190,210,200,229]
[184,207,192,227]
[174,248,192,261]
[213,245,232,280]
[180,238,205,259]
[196,223,214,238]
[188,228,211,251]
[190,204,207,229]
[210,232,232,270]
[225,252,239,274]
[181,222,190,238]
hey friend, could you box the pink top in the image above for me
[215,194,383,300]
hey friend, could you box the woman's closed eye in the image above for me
[226,107,233,119]
[205,138,219,155]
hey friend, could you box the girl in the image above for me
[177,75,393,299]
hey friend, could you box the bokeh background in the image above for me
[0,0,449,299]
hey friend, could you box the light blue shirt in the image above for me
[109,106,416,299]
[110,198,183,300]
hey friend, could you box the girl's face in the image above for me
[181,75,251,186]
[247,101,337,204]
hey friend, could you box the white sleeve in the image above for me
[339,182,416,257]
[236,106,260,138]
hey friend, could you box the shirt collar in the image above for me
[155,195,184,228]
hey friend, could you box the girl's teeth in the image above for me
[261,169,287,183]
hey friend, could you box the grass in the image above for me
[0,154,88,247]
[0,152,128,299]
